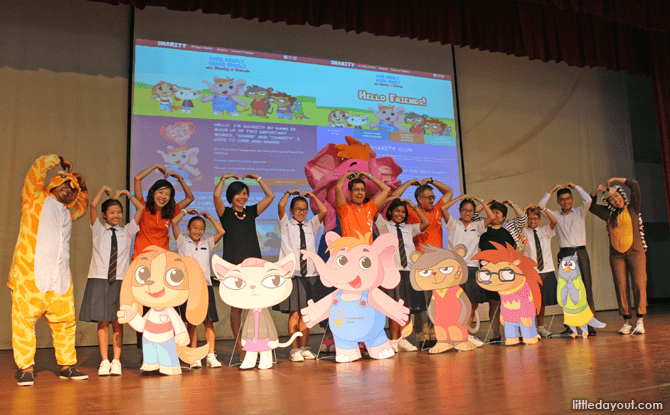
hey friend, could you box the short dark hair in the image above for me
[290,196,308,210]
[459,199,476,211]
[489,201,508,218]
[385,199,408,222]
[348,178,366,191]
[187,216,206,228]
[226,181,249,204]
[414,184,433,201]
[556,188,573,199]
[101,199,123,215]
[526,207,542,217]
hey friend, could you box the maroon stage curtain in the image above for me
[88,0,670,219]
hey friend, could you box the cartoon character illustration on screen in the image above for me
[292,101,310,121]
[305,136,402,231]
[328,109,349,128]
[409,244,481,353]
[212,254,303,370]
[300,232,412,363]
[425,118,451,136]
[152,81,180,112]
[557,254,606,338]
[117,246,210,375]
[472,242,542,346]
[201,77,248,116]
[268,91,297,119]
[245,85,274,118]
[156,147,201,186]
[346,114,369,129]
[369,104,407,132]
[404,112,428,134]
[175,88,202,114]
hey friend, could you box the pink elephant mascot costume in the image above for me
[304,136,402,231]
[300,231,412,362]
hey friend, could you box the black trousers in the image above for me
[558,247,596,317]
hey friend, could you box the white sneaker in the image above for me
[290,348,305,362]
[537,325,552,338]
[110,360,122,376]
[468,335,484,347]
[397,339,418,352]
[619,322,633,335]
[190,359,202,368]
[300,348,316,360]
[392,343,399,353]
[98,360,110,376]
[205,353,222,368]
[633,320,645,334]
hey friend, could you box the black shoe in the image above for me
[59,367,88,380]
[17,371,35,386]
[423,340,437,348]
[489,337,502,343]
[588,327,596,336]
[560,327,573,336]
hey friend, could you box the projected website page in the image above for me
[131,39,461,258]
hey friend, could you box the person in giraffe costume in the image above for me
[8,154,89,386]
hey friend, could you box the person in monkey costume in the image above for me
[8,154,89,386]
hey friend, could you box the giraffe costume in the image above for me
[8,154,88,370]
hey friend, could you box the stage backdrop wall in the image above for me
[0,0,637,350]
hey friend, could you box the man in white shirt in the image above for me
[538,182,597,336]
[522,205,558,338]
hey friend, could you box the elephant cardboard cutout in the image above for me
[117,246,209,375]
[212,253,303,370]
[300,231,412,363]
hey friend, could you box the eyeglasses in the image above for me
[558,197,573,202]
[420,195,436,201]
[476,268,524,284]
[293,208,309,213]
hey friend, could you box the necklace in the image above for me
[234,208,246,220]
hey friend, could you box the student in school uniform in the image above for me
[375,197,430,352]
[522,205,559,338]
[274,189,327,361]
[539,182,598,336]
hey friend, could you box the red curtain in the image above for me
[89,0,670,218]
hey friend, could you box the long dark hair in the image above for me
[146,180,176,218]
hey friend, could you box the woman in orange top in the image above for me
[589,177,648,335]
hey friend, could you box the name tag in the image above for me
[200,247,208,250]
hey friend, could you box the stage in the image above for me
[2,307,668,414]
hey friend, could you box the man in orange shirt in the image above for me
[392,178,454,251]
[391,178,453,345]
[335,171,391,243]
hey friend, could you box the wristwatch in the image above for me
[429,178,434,184]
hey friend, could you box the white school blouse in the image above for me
[279,215,322,277]
[446,215,486,268]
[522,225,556,273]
[87,219,140,281]
[375,217,421,272]
[176,234,216,286]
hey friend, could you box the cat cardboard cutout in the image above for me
[300,231,412,363]
[557,253,606,338]
[472,242,542,346]
[212,253,302,370]
[409,244,480,353]
[117,246,210,375]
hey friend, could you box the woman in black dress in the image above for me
[214,172,275,356]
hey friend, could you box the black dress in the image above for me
[478,226,517,301]
[219,204,262,264]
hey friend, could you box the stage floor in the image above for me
[2,308,669,414]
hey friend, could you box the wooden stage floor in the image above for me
[2,307,670,415]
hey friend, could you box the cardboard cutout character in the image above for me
[117,246,209,375]
[212,254,302,370]
[409,244,480,353]
[557,253,606,338]
[300,232,411,363]
[472,242,543,346]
